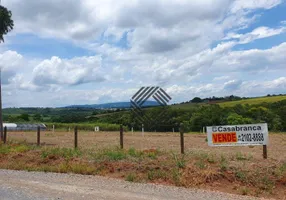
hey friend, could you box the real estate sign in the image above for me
[207,123,268,146]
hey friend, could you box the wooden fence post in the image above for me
[263,145,267,159]
[3,126,7,144]
[37,126,40,146]
[179,123,185,154]
[74,126,78,149]
[120,124,123,149]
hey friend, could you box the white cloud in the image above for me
[9,75,41,91]
[0,50,23,70]
[231,0,282,13]
[236,77,286,96]
[225,26,286,44]
[33,56,105,86]
[166,76,286,102]
[210,42,286,72]
[224,80,243,91]
[4,0,101,41]
[213,76,231,81]
[1,0,286,107]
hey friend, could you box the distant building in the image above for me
[3,123,47,131]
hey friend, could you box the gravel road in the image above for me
[0,169,265,200]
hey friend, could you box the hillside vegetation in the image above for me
[3,95,286,132]
[218,95,286,107]
[171,95,286,110]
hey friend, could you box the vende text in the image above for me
[212,132,237,143]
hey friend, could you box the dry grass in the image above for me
[5,131,286,161]
[1,132,286,199]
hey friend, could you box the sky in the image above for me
[0,0,286,107]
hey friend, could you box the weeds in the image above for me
[88,148,127,161]
[12,145,31,153]
[195,160,207,169]
[235,152,247,161]
[70,163,95,175]
[128,147,143,158]
[235,152,253,161]
[126,173,136,182]
[147,169,167,181]
[219,155,228,171]
[235,170,247,181]
[260,176,275,192]
[0,142,32,154]
[207,155,216,164]
[240,187,250,195]
[280,162,286,173]
[106,151,126,161]
[41,147,82,159]
[171,168,182,186]
[145,149,160,159]
[0,142,285,199]
[0,145,10,154]
[172,153,186,169]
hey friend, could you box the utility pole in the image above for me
[0,69,3,141]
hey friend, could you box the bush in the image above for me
[227,113,253,125]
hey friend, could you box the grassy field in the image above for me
[218,95,286,107]
[170,95,286,110]
[171,103,202,110]
[0,131,286,199]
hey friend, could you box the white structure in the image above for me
[94,126,100,132]
[3,123,46,131]
[3,123,17,129]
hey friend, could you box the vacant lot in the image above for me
[5,131,286,160]
[1,131,286,199]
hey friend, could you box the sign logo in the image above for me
[130,87,172,127]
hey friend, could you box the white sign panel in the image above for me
[207,123,268,146]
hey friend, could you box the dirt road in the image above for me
[0,169,262,200]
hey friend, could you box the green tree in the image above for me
[271,116,283,131]
[0,5,14,140]
[19,114,30,121]
[33,113,43,122]
[2,114,8,122]
[8,115,17,122]
[191,97,202,103]
[189,105,228,131]
[279,106,286,130]
[226,113,253,125]
[0,5,13,42]
[247,106,274,123]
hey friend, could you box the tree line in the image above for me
[3,100,286,132]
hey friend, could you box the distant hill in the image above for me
[217,95,286,107]
[171,95,286,110]
[66,101,160,109]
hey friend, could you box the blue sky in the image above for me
[1,0,286,107]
